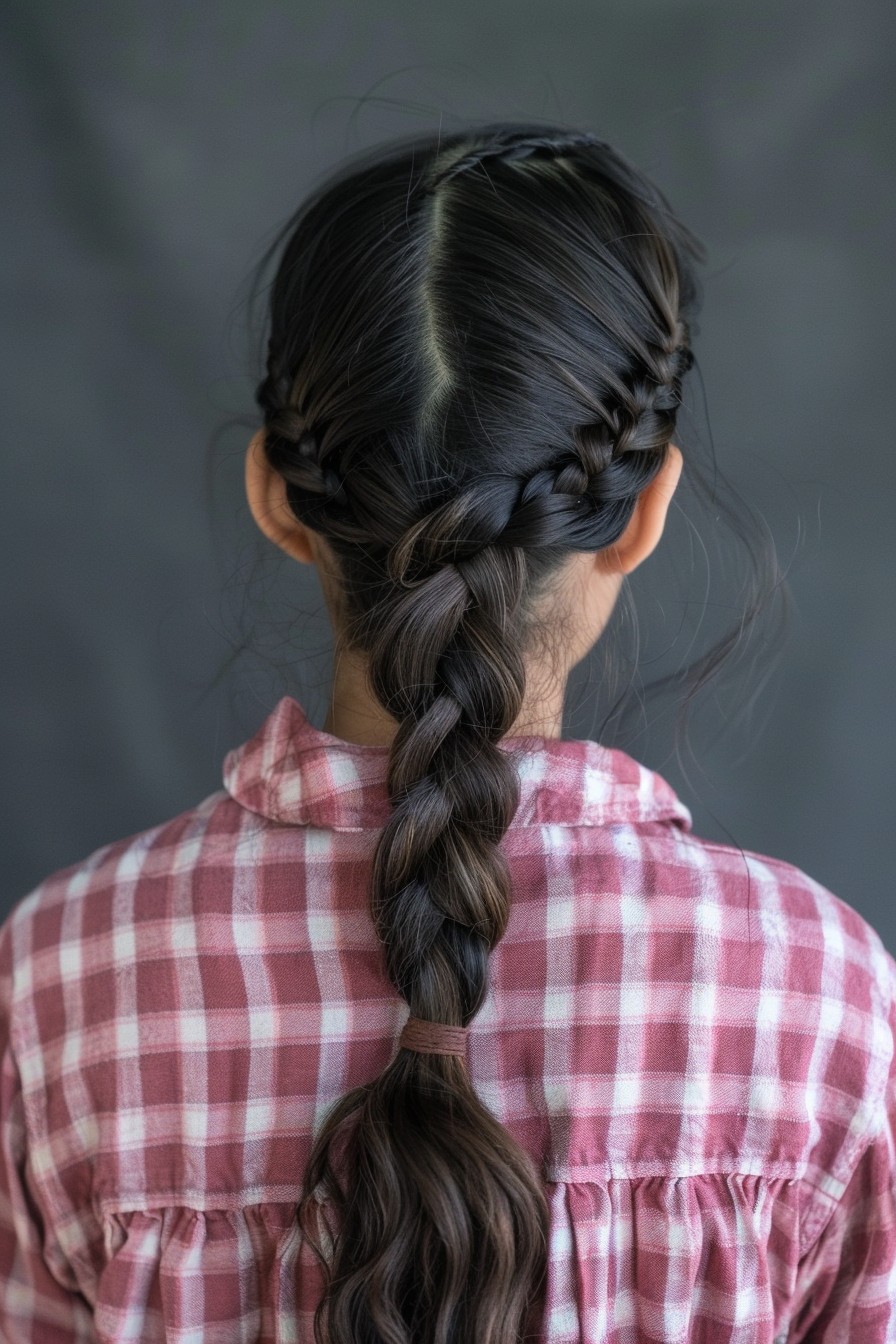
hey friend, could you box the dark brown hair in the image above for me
[241,120,784,1343]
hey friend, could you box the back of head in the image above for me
[252,120,706,1344]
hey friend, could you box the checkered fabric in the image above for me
[1,695,894,1341]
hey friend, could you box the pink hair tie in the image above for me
[399,1015,470,1056]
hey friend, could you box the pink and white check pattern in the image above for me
[1,695,894,1341]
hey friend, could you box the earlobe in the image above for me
[245,429,315,564]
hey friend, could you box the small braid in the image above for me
[262,334,692,547]
[262,406,355,524]
[424,130,605,194]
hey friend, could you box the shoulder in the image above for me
[689,831,890,951]
[674,830,896,1036]
[0,788,253,988]
[577,816,895,1037]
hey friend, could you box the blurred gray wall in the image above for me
[2,1,894,952]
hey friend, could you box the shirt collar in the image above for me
[222,695,693,833]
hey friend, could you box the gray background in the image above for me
[2,2,894,953]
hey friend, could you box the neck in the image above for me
[322,647,567,747]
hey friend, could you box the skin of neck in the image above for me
[244,429,683,747]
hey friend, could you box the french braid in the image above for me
[251,122,708,1344]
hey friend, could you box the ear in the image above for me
[244,429,315,564]
[596,443,683,576]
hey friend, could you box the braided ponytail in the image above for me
[250,122,711,1343]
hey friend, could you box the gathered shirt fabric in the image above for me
[1,694,895,1343]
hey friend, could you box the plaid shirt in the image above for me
[1,694,895,1342]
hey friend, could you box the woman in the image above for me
[2,122,894,1343]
